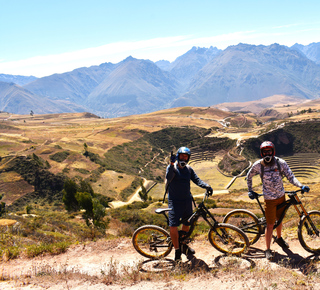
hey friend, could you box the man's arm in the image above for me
[281,160,302,188]
[247,161,260,191]
[190,167,210,188]
[166,164,175,183]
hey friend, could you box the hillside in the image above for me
[24,63,116,105]
[1,103,320,289]
[0,74,37,86]
[1,102,320,208]
[291,42,320,64]
[86,57,180,117]
[177,44,320,107]
[0,82,86,115]
[1,43,320,117]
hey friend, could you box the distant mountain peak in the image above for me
[2,42,320,117]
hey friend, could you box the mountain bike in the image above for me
[132,190,249,259]
[222,189,320,254]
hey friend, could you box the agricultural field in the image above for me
[1,102,320,290]
[1,104,320,208]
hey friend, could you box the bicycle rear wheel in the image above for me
[298,210,320,254]
[132,225,173,259]
[208,223,249,256]
[222,209,261,245]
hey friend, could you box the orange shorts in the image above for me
[265,195,286,225]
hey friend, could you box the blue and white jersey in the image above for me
[247,157,302,200]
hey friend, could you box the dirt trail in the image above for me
[1,236,319,289]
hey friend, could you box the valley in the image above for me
[1,100,320,289]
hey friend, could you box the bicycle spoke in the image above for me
[132,225,172,259]
[298,211,320,254]
[208,224,248,255]
[223,210,261,245]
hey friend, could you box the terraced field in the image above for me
[283,153,320,183]
[188,147,217,164]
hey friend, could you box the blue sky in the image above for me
[1,0,320,77]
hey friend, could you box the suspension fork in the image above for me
[293,194,308,217]
[293,194,319,235]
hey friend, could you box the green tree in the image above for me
[83,143,89,157]
[138,180,148,202]
[62,179,79,212]
[77,191,94,225]
[77,192,106,230]
[92,198,107,228]
[62,179,107,233]
[0,195,5,217]
[79,180,94,196]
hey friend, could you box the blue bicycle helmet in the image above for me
[176,147,191,167]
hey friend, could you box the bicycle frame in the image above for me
[255,189,311,229]
[159,193,221,241]
[183,198,220,240]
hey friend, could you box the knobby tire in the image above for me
[132,225,173,259]
[222,209,261,245]
[298,210,320,254]
[208,223,249,255]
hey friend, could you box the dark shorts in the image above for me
[265,195,286,225]
[168,199,193,227]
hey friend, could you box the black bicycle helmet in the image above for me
[260,141,275,163]
[176,147,191,168]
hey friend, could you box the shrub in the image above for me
[49,151,70,163]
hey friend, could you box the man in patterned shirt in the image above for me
[246,141,309,260]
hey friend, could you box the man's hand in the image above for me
[301,185,310,193]
[170,151,176,163]
[248,191,257,200]
[206,186,213,195]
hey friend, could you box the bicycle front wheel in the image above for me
[298,210,320,254]
[208,223,249,256]
[223,209,261,245]
[132,225,173,259]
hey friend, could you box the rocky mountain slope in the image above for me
[291,42,320,64]
[0,81,86,114]
[1,42,320,117]
[176,43,320,107]
[85,57,180,117]
[0,74,37,86]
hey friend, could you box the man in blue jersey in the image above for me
[166,147,212,262]
[247,141,309,260]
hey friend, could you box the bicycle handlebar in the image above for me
[285,188,306,195]
[252,188,307,198]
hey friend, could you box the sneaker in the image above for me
[174,249,182,262]
[275,237,289,249]
[265,249,273,261]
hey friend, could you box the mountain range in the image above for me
[1,42,320,117]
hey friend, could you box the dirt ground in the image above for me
[1,234,320,290]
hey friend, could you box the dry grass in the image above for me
[0,219,17,226]
[2,249,319,289]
